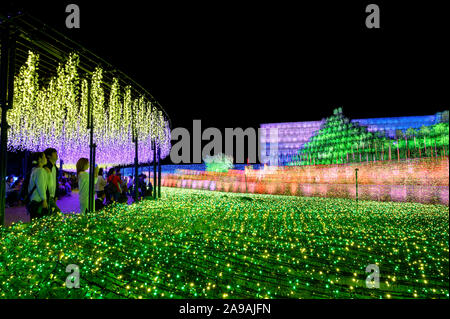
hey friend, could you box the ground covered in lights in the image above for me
[1,187,448,299]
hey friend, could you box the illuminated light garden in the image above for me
[1,187,448,298]
[1,8,449,302]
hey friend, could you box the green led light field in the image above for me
[1,187,448,299]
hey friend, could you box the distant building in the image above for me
[260,113,441,166]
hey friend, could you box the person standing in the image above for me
[64,178,72,195]
[10,176,23,206]
[127,175,134,195]
[95,192,106,211]
[95,168,107,198]
[27,152,49,220]
[138,174,148,198]
[107,168,121,202]
[44,148,61,215]
[147,179,153,198]
[5,175,15,207]
[117,173,128,203]
[5,175,14,192]
[76,158,99,214]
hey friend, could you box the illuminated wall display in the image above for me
[160,157,449,205]
[260,109,447,166]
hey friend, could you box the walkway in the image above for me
[4,191,138,227]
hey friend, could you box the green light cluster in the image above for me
[1,188,448,299]
[204,153,234,173]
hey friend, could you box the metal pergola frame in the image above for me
[0,12,167,225]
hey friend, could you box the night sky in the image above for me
[2,0,449,168]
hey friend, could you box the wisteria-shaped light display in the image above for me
[7,51,171,169]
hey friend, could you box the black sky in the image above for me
[2,0,449,131]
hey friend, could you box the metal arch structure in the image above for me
[0,19,16,226]
[0,12,171,126]
[0,11,171,225]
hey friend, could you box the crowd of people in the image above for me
[77,161,154,213]
[6,168,78,209]
[5,175,23,207]
[94,168,153,211]
[4,148,154,221]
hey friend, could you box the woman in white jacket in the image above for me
[28,152,48,220]
[76,158,99,214]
